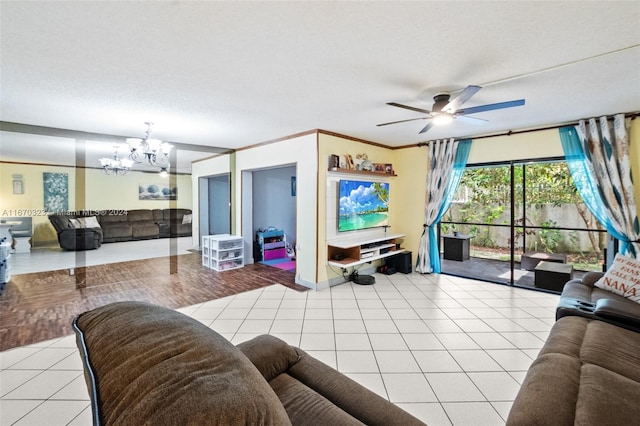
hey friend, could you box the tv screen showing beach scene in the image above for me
[338,180,389,232]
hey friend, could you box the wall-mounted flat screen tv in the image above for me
[338,180,389,232]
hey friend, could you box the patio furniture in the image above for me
[534,261,573,292]
[443,233,471,261]
[521,251,567,271]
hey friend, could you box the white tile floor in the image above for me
[0,272,559,426]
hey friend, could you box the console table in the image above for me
[327,233,405,269]
[442,233,472,261]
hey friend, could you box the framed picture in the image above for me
[139,183,177,200]
[43,172,69,212]
[373,163,385,173]
[385,164,394,174]
[13,180,23,194]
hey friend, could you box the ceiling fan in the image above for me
[378,85,525,134]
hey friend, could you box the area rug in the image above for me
[261,258,296,272]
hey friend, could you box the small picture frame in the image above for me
[373,163,385,173]
[13,180,24,194]
[385,164,394,174]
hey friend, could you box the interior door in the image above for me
[209,174,231,235]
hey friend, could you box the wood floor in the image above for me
[0,253,307,351]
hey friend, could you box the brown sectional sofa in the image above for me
[99,208,192,242]
[73,301,426,426]
[49,208,192,249]
[507,272,640,425]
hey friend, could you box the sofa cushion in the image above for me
[127,209,154,222]
[49,214,74,231]
[100,224,132,242]
[77,216,101,228]
[73,301,291,426]
[152,209,163,221]
[98,212,128,224]
[131,224,159,239]
[507,316,640,426]
[163,208,191,221]
[594,253,640,303]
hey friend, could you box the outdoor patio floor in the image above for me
[441,256,590,292]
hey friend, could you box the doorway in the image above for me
[241,165,296,272]
[199,173,231,243]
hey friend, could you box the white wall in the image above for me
[191,153,233,248]
[235,133,318,289]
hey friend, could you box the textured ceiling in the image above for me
[1,1,639,171]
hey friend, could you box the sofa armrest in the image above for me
[237,335,300,382]
[595,298,640,328]
[580,271,604,287]
[287,349,426,426]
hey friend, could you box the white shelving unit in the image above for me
[202,234,244,271]
[0,238,12,292]
[327,233,405,269]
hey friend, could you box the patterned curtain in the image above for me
[559,114,640,258]
[416,139,472,273]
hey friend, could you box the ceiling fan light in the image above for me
[433,114,454,126]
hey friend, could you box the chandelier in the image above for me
[99,146,133,175]
[127,122,173,169]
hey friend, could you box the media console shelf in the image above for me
[327,233,405,269]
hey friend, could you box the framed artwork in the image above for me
[139,183,177,200]
[373,163,385,173]
[43,172,68,212]
[385,164,394,174]
[13,180,23,194]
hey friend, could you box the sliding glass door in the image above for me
[440,159,606,290]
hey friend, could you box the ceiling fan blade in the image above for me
[458,99,525,115]
[387,102,432,115]
[442,85,481,113]
[418,121,434,134]
[377,117,428,127]
[455,115,488,125]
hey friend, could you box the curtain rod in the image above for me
[417,111,640,147]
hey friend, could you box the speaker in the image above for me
[387,251,412,274]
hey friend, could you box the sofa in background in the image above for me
[49,208,192,249]
[73,301,426,426]
[48,214,103,251]
[507,271,640,425]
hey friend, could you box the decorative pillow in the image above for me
[69,218,82,229]
[594,253,640,303]
[78,216,101,228]
[182,213,192,224]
